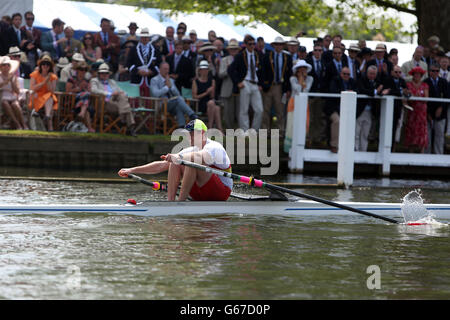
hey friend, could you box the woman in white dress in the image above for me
[284,60,313,153]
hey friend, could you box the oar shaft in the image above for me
[179,160,399,224]
[128,174,165,191]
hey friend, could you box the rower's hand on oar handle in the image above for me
[118,168,133,177]
[161,153,182,165]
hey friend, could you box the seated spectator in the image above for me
[0,55,28,129]
[65,61,95,133]
[55,57,70,78]
[8,46,32,79]
[166,40,194,92]
[150,62,197,128]
[401,46,428,82]
[90,63,137,136]
[284,60,313,153]
[356,65,388,152]
[192,60,223,132]
[61,26,81,61]
[29,55,58,131]
[60,53,89,83]
[81,32,102,66]
[404,67,429,153]
[218,39,240,129]
[424,64,448,154]
[325,67,357,153]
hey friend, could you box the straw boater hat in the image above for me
[199,42,217,53]
[198,60,209,69]
[72,53,85,62]
[97,63,112,74]
[286,37,299,46]
[292,59,312,73]
[137,27,151,38]
[37,54,54,67]
[374,43,386,52]
[0,55,20,75]
[182,35,192,43]
[408,66,426,76]
[226,39,240,50]
[56,57,70,68]
[189,30,197,35]
[271,36,286,46]
[347,43,361,52]
[7,46,22,56]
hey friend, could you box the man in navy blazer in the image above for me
[40,18,66,61]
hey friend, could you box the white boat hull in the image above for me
[1,200,450,219]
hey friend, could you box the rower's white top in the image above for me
[179,139,233,189]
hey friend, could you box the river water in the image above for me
[0,170,450,300]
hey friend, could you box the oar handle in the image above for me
[128,174,165,191]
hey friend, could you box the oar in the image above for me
[179,159,400,224]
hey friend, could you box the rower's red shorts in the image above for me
[189,174,231,201]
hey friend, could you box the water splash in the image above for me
[400,190,447,226]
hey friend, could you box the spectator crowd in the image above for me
[0,12,449,153]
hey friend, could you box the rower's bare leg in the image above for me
[167,163,183,201]
[178,167,212,201]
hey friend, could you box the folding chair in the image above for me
[55,92,76,130]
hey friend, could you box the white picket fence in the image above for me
[289,92,450,187]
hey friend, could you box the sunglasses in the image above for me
[247,42,256,46]
[26,17,34,21]
[394,71,402,74]
[314,49,323,52]
[342,73,350,75]
[85,37,92,40]
[430,70,439,72]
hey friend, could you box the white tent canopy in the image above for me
[31,0,285,41]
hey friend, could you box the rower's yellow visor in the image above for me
[185,119,207,132]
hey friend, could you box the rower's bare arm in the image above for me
[118,161,170,177]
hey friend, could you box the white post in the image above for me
[337,91,357,188]
[379,96,394,176]
[288,93,308,173]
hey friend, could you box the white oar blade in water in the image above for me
[401,190,445,226]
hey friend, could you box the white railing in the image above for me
[289,92,450,188]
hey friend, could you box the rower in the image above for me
[118,119,233,201]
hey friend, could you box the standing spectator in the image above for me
[358,39,367,50]
[286,37,300,63]
[166,40,194,92]
[325,67,357,153]
[81,32,102,66]
[0,55,28,130]
[404,67,429,153]
[188,30,198,52]
[322,35,332,53]
[29,55,58,131]
[228,35,264,133]
[322,35,347,65]
[162,26,176,56]
[366,43,393,82]
[127,28,162,98]
[424,64,448,154]
[93,18,121,73]
[357,47,373,75]
[346,43,361,80]
[298,46,308,60]
[90,63,137,136]
[20,11,41,69]
[0,18,16,56]
[208,30,217,43]
[117,40,134,81]
[65,61,95,133]
[192,60,223,131]
[306,43,328,144]
[427,35,440,50]
[61,26,82,61]
[197,42,217,77]
[150,62,197,128]
[181,35,197,67]
[218,39,240,129]
[324,46,347,90]
[261,36,292,132]
[401,46,428,82]
[256,37,266,56]
[355,65,387,152]
[175,26,185,41]
[126,22,139,43]
[10,13,27,50]
[438,55,449,82]
[284,60,313,153]
[40,18,66,61]
[383,65,410,148]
